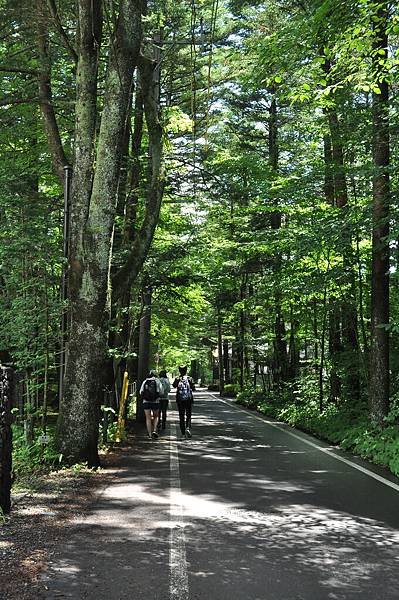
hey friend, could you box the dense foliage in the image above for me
[0,0,398,475]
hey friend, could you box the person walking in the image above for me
[140,370,162,440]
[158,370,171,431]
[173,365,195,439]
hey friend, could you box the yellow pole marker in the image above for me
[116,371,129,442]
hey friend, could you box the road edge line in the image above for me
[209,393,399,494]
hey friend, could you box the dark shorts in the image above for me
[143,401,160,412]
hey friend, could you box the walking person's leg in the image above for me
[177,401,186,436]
[185,401,192,438]
[144,408,153,439]
[159,399,167,429]
[152,408,160,438]
[162,399,168,429]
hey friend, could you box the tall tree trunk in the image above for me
[113,56,165,297]
[324,130,342,400]
[288,305,299,380]
[0,367,13,514]
[269,92,288,385]
[223,339,230,384]
[217,311,224,394]
[369,2,390,424]
[57,0,143,465]
[328,109,360,400]
[136,287,152,423]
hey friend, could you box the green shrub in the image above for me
[221,383,239,397]
[12,425,61,481]
[237,387,267,409]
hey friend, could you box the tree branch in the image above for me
[37,20,69,183]
[0,66,39,76]
[112,55,165,297]
[0,96,39,106]
[46,0,78,64]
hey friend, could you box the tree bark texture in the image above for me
[113,56,165,296]
[369,3,390,424]
[37,17,69,183]
[0,367,14,515]
[136,288,152,423]
[57,0,143,465]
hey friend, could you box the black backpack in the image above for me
[142,378,158,402]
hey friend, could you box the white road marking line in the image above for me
[169,422,189,600]
[210,394,399,494]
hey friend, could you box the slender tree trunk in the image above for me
[136,287,152,423]
[324,130,341,400]
[223,339,230,384]
[329,110,360,400]
[288,305,299,380]
[269,92,288,385]
[37,17,68,182]
[217,312,224,394]
[313,299,318,361]
[370,3,390,424]
[0,367,14,514]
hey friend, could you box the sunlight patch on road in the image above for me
[201,453,234,461]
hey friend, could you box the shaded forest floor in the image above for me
[0,439,134,600]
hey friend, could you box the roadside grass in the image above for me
[11,405,120,490]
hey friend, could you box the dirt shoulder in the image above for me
[0,441,133,600]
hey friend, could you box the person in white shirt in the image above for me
[140,371,162,440]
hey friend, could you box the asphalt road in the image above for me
[42,390,399,600]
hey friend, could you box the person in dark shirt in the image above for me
[173,365,195,439]
[158,370,171,431]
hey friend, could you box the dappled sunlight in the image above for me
[42,395,399,599]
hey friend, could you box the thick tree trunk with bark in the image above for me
[57,0,143,465]
[369,3,390,424]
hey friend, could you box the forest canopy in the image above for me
[0,0,398,476]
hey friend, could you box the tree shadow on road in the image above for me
[41,397,399,600]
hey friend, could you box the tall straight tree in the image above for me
[369,1,390,425]
[57,0,144,465]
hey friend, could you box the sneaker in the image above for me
[185,428,192,439]
[152,431,159,439]
[148,434,153,440]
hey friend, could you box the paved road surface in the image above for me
[42,391,399,599]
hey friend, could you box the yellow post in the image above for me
[116,371,129,442]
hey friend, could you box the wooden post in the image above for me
[116,371,129,442]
